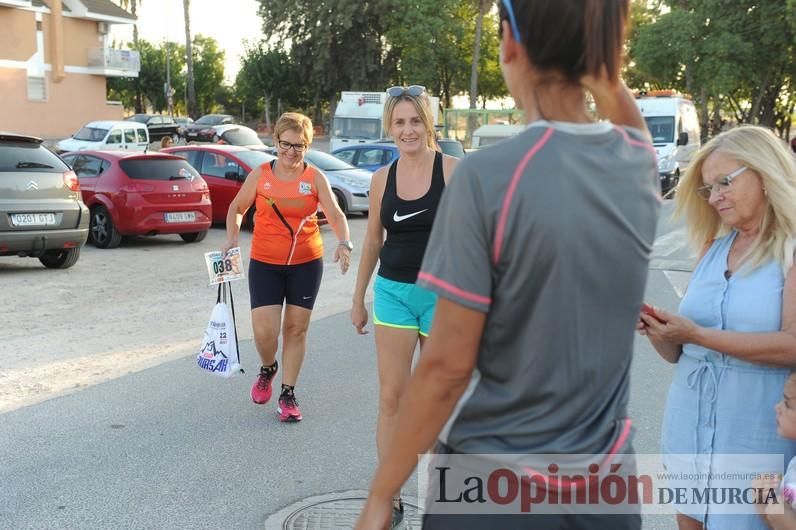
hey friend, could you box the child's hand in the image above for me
[752,475,796,529]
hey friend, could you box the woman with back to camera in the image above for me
[356,0,660,528]
[639,126,796,530]
[223,112,352,423]
[350,85,458,527]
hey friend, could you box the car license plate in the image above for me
[164,211,196,223]
[11,213,57,227]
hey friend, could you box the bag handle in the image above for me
[216,282,244,372]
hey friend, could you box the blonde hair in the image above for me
[674,125,796,275]
[273,112,313,146]
[382,93,439,151]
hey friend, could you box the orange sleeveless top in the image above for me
[251,162,323,265]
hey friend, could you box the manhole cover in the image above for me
[265,490,423,529]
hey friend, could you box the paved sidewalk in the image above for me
[0,308,406,530]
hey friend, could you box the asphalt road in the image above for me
[1,201,691,529]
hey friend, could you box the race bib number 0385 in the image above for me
[205,247,245,285]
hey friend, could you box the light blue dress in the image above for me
[662,231,796,529]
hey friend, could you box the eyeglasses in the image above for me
[277,140,307,153]
[387,85,426,98]
[696,166,747,200]
[501,0,522,44]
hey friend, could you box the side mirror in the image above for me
[677,132,689,146]
[225,170,238,179]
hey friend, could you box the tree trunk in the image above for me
[698,88,708,142]
[469,0,486,110]
[183,0,197,118]
[131,1,143,113]
[749,69,770,125]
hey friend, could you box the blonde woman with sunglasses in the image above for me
[350,84,459,527]
[639,126,796,530]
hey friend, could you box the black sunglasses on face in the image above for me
[387,85,426,98]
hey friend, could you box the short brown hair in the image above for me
[273,112,313,146]
[498,0,629,81]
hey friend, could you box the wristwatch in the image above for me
[339,240,354,251]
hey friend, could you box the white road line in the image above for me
[663,270,691,299]
[652,227,687,257]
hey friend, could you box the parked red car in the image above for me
[61,150,212,249]
[162,144,275,225]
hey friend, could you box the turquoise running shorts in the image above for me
[373,274,438,336]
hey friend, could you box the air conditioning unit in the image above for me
[97,22,110,35]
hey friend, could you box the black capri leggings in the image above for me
[248,257,323,310]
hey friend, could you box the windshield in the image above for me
[73,127,109,142]
[127,115,149,123]
[235,150,275,169]
[0,142,69,172]
[304,150,356,171]
[644,116,675,144]
[196,115,223,125]
[119,158,200,181]
[221,128,263,146]
[333,118,382,140]
[438,140,465,158]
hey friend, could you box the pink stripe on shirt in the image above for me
[614,126,656,158]
[418,272,491,306]
[492,127,554,264]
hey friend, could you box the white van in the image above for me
[470,124,524,150]
[635,92,700,194]
[56,120,150,153]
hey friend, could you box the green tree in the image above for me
[256,0,397,121]
[629,0,795,137]
[236,43,304,127]
[383,0,473,109]
[191,35,225,116]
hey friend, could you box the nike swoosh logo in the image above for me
[393,209,428,222]
[302,296,312,300]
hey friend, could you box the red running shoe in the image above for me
[277,392,302,422]
[251,364,278,404]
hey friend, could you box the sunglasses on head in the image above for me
[387,85,426,98]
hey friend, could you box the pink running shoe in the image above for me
[251,364,278,404]
[277,392,302,422]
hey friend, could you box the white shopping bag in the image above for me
[197,282,243,377]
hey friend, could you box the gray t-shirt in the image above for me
[417,120,660,455]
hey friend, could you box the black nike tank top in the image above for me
[378,151,445,283]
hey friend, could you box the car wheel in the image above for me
[39,247,81,269]
[180,230,208,243]
[90,206,122,249]
[333,189,348,215]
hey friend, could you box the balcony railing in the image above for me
[87,48,141,76]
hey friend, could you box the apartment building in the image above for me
[0,0,139,139]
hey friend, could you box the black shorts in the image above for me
[248,258,323,310]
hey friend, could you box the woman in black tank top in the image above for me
[350,86,459,525]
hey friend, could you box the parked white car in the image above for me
[56,121,149,153]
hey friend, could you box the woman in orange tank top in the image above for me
[223,112,351,422]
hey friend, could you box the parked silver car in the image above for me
[0,132,89,268]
